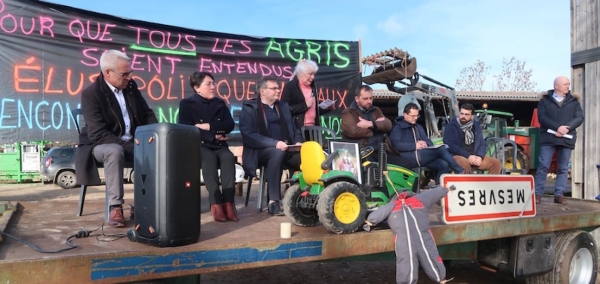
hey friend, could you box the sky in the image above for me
[44,0,570,91]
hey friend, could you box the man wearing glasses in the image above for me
[389,103,465,185]
[239,76,303,216]
[75,49,157,227]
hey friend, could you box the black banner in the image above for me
[0,0,360,145]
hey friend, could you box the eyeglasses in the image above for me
[110,69,133,78]
[407,114,420,118]
[264,87,281,91]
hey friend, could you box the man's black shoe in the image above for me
[268,201,284,216]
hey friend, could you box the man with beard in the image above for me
[342,85,390,149]
[341,85,411,168]
[443,103,501,174]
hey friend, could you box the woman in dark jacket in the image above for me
[281,59,332,130]
[178,72,238,222]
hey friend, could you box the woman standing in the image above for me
[281,59,332,130]
[178,72,238,222]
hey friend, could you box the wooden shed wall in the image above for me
[571,0,600,243]
[571,0,600,200]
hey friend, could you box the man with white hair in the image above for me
[75,50,157,227]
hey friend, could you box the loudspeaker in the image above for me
[127,123,201,247]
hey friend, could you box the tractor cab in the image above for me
[475,107,528,175]
[475,108,514,139]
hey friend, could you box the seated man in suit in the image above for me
[239,76,304,216]
[389,103,465,185]
[75,50,157,227]
[443,103,501,174]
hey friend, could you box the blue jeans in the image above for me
[419,147,465,184]
[534,145,572,196]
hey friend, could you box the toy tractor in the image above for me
[282,141,418,234]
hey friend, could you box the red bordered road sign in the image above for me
[440,174,535,224]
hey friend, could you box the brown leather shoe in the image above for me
[108,206,126,227]
[211,204,227,222]
[223,202,239,222]
[535,195,542,204]
[554,196,567,205]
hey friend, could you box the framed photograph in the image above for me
[329,141,362,184]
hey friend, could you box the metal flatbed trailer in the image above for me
[1,192,600,283]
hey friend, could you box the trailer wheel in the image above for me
[57,170,77,189]
[317,181,366,234]
[282,184,319,227]
[526,230,597,284]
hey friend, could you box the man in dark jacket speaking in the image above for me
[534,76,583,205]
[75,50,157,227]
[239,76,303,216]
[443,103,501,174]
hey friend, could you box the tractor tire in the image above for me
[57,170,77,189]
[283,184,319,227]
[317,181,367,234]
[526,230,597,284]
[504,146,528,174]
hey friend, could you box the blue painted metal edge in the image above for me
[91,240,323,280]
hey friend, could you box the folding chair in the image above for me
[244,166,267,212]
[72,108,133,221]
[301,126,337,151]
[411,166,431,194]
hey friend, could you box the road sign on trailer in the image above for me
[440,174,535,224]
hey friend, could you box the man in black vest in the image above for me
[239,76,303,216]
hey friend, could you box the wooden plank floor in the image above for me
[1,183,600,283]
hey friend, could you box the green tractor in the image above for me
[476,108,532,174]
[282,141,418,234]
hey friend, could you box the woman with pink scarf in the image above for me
[281,59,332,130]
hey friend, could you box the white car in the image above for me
[200,163,246,184]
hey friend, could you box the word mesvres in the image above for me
[456,188,527,206]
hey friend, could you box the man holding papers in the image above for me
[534,76,584,205]
[240,76,303,216]
[389,103,465,185]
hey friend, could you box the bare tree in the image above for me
[492,57,537,92]
[455,60,491,91]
